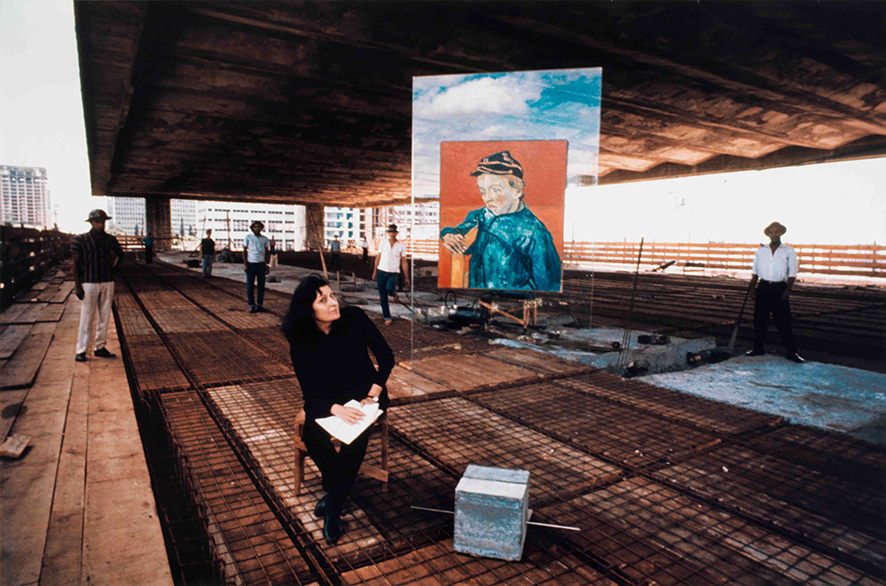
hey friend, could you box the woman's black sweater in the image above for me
[289,307,394,421]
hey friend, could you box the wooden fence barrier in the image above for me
[1,226,73,308]
[406,239,885,279]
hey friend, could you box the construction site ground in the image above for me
[1,250,884,586]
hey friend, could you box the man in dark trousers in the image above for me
[746,221,804,363]
[71,209,124,362]
[199,229,215,277]
[141,232,154,264]
[330,234,342,272]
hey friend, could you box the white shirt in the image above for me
[245,233,270,263]
[377,239,406,273]
[753,243,798,282]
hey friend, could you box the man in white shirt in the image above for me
[371,224,409,325]
[243,220,271,313]
[746,221,803,363]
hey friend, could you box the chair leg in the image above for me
[381,421,389,493]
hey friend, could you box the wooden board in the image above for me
[0,333,54,390]
[485,347,587,375]
[50,282,74,304]
[0,303,28,325]
[37,303,67,323]
[385,363,451,398]
[10,303,48,324]
[0,324,33,360]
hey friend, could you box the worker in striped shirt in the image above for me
[71,209,124,362]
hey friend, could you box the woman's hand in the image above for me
[331,403,365,425]
[360,384,384,406]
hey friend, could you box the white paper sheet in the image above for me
[315,400,383,445]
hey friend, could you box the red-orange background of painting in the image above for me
[437,140,568,288]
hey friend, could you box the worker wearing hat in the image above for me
[371,224,409,324]
[746,221,803,363]
[440,150,561,291]
[243,220,271,313]
[71,209,124,362]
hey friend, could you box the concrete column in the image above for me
[144,197,172,251]
[304,203,325,251]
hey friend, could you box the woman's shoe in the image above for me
[313,494,328,518]
[323,508,343,544]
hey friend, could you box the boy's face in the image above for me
[477,174,522,216]
[251,224,262,235]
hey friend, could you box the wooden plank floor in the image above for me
[0,266,172,586]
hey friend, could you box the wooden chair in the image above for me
[294,408,389,495]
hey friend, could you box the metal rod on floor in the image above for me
[411,506,581,532]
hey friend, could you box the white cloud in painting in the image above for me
[415,76,542,119]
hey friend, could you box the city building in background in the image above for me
[1,165,51,228]
[107,197,145,235]
[378,201,440,241]
[196,202,306,251]
[323,206,371,250]
[108,197,196,237]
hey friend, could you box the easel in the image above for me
[477,296,540,329]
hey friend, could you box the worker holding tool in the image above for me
[243,220,271,313]
[745,221,804,363]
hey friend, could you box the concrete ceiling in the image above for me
[75,1,886,208]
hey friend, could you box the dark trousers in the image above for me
[362,248,368,263]
[303,419,373,511]
[753,281,797,354]
[331,252,340,271]
[246,262,266,308]
[376,269,398,318]
[144,246,153,264]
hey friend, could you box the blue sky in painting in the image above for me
[412,68,602,199]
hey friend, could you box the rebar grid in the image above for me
[742,424,886,488]
[374,317,494,358]
[540,476,884,586]
[650,445,886,574]
[161,389,317,586]
[165,331,292,386]
[121,333,191,394]
[238,327,293,365]
[138,289,196,309]
[408,354,537,392]
[116,306,160,336]
[466,382,722,471]
[559,371,782,436]
[390,397,621,502]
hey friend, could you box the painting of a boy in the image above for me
[439,144,565,292]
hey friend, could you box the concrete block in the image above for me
[454,465,530,561]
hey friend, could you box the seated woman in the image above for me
[282,275,393,544]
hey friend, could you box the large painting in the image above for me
[413,68,601,292]
[439,140,567,291]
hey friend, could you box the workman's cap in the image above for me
[386,224,398,233]
[250,220,265,229]
[763,222,787,237]
[470,151,524,179]
[86,209,110,222]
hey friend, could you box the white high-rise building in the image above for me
[323,207,372,249]
[196,202,307,251]
[1,165,51,228]
[108,197,197,237]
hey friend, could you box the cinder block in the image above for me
[453,465,530,561]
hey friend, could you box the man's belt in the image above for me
[759,279,786,285]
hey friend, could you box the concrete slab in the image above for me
[640,355,886,444]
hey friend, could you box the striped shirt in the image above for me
[71,231,123,283]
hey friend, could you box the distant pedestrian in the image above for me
[142,232,154,264]
[361,238,369,263]
[199,229,215,277]
[330,234,342,272]
[269,236,279,267]
[371,224,409,325]
[244,220,271,313]
[746,221,804,363]
[71,209,123,362]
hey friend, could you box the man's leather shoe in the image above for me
[94,348,116,358]
[745,349,765,356]
[75,353,87,362]
[786,353,805,363]
[322,508,343,544]
[314,494,348,518]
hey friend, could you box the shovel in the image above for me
[727,284,753,354]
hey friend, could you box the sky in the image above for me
[2,0,884,244]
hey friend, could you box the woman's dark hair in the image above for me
[282,274,329,343]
